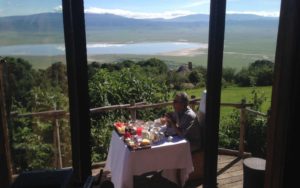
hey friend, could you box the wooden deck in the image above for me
[217,155,243,188]
[92,154,243,188]
[183,154,243,188]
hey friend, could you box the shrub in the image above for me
[89,66,170,161]
[219,89,268,157]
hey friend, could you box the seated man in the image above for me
[163,92,203,152]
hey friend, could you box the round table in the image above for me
[243,157,266,188]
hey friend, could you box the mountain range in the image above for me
[0,12,278,30]
[0,13,279,69]
[0,13,278,45]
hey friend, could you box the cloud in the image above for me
[54,5,62,13]
[183,0,210,8]
[85,7,195,19]
[227,10,279,17]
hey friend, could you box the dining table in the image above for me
[104,130,194,188]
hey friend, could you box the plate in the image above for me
[114,126,125,136]
[127,144,151,151]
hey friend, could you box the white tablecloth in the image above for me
[104,131,194,188]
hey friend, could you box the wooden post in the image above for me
[53,118,62,169]
[239,100,246,157]
[130,101,136,122]
[204,0,227,187]
[0,59,12,187]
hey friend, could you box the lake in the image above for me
[0,42,207,56]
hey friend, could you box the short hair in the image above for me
[175,92,189,106]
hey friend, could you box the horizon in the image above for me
[0,11,280,19]
[0,0,281,18]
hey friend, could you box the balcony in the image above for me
[1,0,299,187]
[4,97,266,187]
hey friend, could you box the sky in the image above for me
[0,0,281,18]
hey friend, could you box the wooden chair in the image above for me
[11,169,73,188]
[188,150,204,181]
[84,169,114,188]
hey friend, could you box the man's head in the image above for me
[173,92,189,112]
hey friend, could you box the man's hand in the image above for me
[165,112,176,126]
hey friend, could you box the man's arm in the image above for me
[165,113,195,137]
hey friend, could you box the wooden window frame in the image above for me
[1,0,299,187]
[62,0,91,185]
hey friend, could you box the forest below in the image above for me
[2,56,271,173]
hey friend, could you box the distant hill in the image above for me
[0,12,279,56]
[0,12,278,27]
[0,13,63,32]
[0,12,280,70]
[0,12,278,32]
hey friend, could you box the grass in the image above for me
[18,53,273,71]
[184,86,272,117]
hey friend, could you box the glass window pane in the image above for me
[0,0,72,177]
[83,0,210,169]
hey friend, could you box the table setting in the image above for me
[105,118,194,188]
[113,118,178,151]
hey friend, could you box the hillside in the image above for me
[0,13,278,45]
[0,13,279,69]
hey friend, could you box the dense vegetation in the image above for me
[2,56,272,172]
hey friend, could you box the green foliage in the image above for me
[222,67,236,84]
[137,58,168,74]
[11,117,54,172]
[219,109,241,150]
[9,84,70,172]
[5,57,37,107]
[45,62,68,94]
[4,57,71,172]
[26,86,68,111]
[219,88,268,157]
[193,66,207,82]
[234,68,252,86]
[235,60,274,86]
[89,66,170,161]
[6,56,273,169]
[90,118,114,162]
[245,118,267,157]
[89,67,168,107]
[88,61,102,78]
[167,71,190,90]
[188,70,202,84]
[248,60,274,86]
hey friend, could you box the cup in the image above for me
[136,127,143,136]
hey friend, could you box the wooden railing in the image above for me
[9,97,270,168]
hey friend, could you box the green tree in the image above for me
[5,57,37,107]
[89,67,169,107]
[219,89,268,157]
[188,70,201,84]
[11,86,69,171]
[235,68,252,86]
[167,71,189,90]
[45,62,68,94]
[88,61,102,79]
[137,58,168,74]
[222,67,236,84]
[89,66,170,161]
[248,60,274,86]
[234,60,274,86]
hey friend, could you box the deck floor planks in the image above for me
[217,155,243,188]
[192,154,243,188]
[97,154,244,188]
